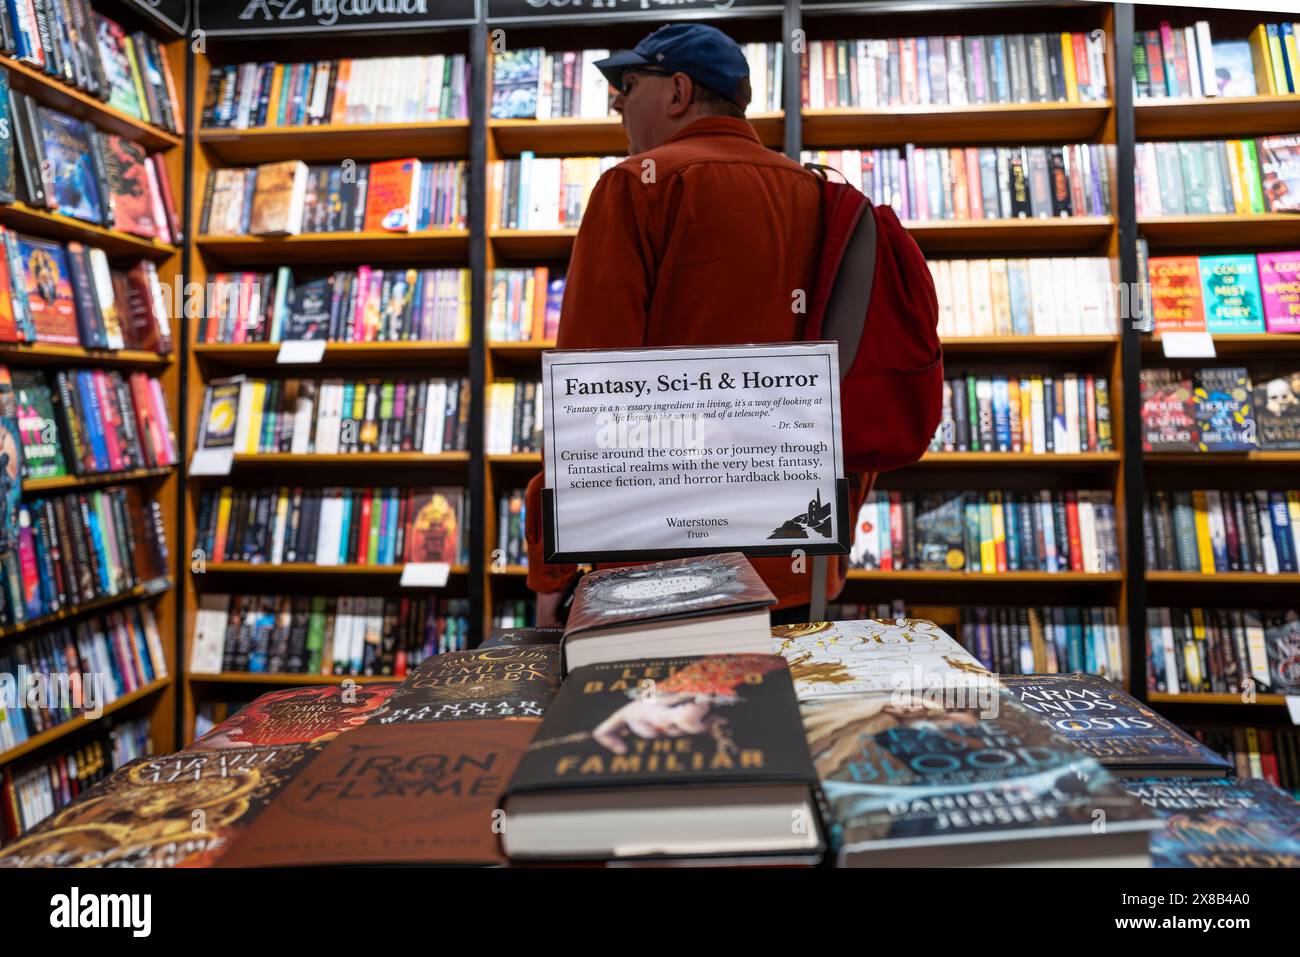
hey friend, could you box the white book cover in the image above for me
[1159,608,1181,695]
[1087,29,1107,100]
[270,490,290,564]
[537,52,554,120]
[1063,373,1080,453]
[87,248,126,350]
[424,380,446,452]
[1104,608,1124,682]
[316,494,344,566]
[232,380,256,454]
[315,381,342,454]
[1195,22,1217,96]
[968,259,993,336]
[1050,256,1076,335]
[1027,258,1057,335]
[291,389,314,454]
[772,618,989,702]
[189,595,230,675]
[1255,491,1280,575]
[581,50,611,118]
[1077,490,1097,571]
[809,40,824,109]
[1184,27,1203,99]
[949,258,972,336]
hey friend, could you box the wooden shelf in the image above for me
[191,341,470,367]
[23,466,174,493]
[941,335,1118,355]
[903,217,1115,253]
[199,120,470,164]
[0,580,171,646]
[912,452,1120,467]
[0,202,179,260]
[1147,571,1300,585]
[188,672,400,686]
[488,453,542,465]
[489,228,578,259]
[1139,214,1300,250]
[802,102,1111,147]
[1146,451,1300,465]
[1135,94,1300,139]
[846,570,1123,583]
[0,58,182,152]
[490,340,555,354]
[1141,333,1300,358]
[1147,691,1289,707]
[0,342,173,368]
[489,112,783,155]
[202,562,469,577]
[0,677,170,767]
[491,565,530,577]
[196,229,470,264]
[228,452,469,467]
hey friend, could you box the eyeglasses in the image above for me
[615,68,672,95]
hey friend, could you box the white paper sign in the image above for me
[189,449,234,476]
[277,340,327,364]
[1287,696,1300,726]
[400,562,452,587]
[542,342,845,561]
[1160,331,1217,359]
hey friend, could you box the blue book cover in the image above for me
[0,71,13,205]
[37,109,105,225]
[1269,493,1296,572]
[1122,777,1300,867]
[74,371,110,472]
[80,497,111,595]
[1198,255,1266,334]
[489,48,541,120]
[990,36,1010,102]
[992,376,1011,451]
[337,493,353,564]
[1192,367,1257,451]
[1002,673,1233,774]
[132,608,156,684]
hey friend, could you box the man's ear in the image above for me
[666,73,693,117]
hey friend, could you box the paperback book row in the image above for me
[196,375,471,457]
[193,486,466,567]
[849,488,1121,574]
[496,488,527,569]
[199,158,467,236]
[929,372,1113,454]
[13,367,176,478]
[3,5,181,132]
[801,31,1108,108]
[956,606,1124,680]
[1144,488,1300,575]
[201,53,471,129]
[489,267,564,343]
[0,230,173,352]
[0,716,150,844]
[1,75,180,242]
[1140,366,1299,451]
[1133,20,1300,98]
[801,143,1113,222]
[189,593,473,677]
[195,266,470,344]
[485,379,541,455]
[1146,607,1299,696]
[488,155,620,231]
[1,484,169,627]
[1148,251,1300,335]
[494,599,533,629]
[0,604,168,752]
[1,591,1297,868]
[930,256,1118,337]
[1135,135,1299,215]
[1193,726,1300,798]
[491,42,782,119]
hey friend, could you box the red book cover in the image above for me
[405,488,462,564]
[0,235,19,343]
[101,133,157,238]
[150,153,182,244]
[356,490,373,564]
[1072,32,1090,88]
[186,684,398,749]
[1258,729,1279,785]
[363,158,419,232]
[1085,375,1098,451]
[889,491,905,569]
[122,262,163,352]
[129,371,158,466]
[1065,491,1084,571]
[91,371,124,471]
[17,237,80,345]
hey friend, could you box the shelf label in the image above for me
[277,340,328,365]
[197,0,476,35]
[189,449,234,476]
[1160,331,1216,359]
[1288,696,1300,726]
[542,341,848,563]
[400,562,451,588]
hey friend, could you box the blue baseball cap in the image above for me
[595,24,750,107]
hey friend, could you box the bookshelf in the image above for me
[0,1,187,806]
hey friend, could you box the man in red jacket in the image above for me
[524,23,863,624]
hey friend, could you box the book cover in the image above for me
[0,71,13,205]
[363,157,420,233]
[404,487,462,563]
[1210,41,1257,96]
[565,551,777,640]
[374,646,561,724]
[1258,134,1300,212]
[1000,674,1232,775]
[282,275,332,341]
[16,236,79,346]
[198,377,242,452]
[95,14,144,120]
[1198,254,1265,334]
[100,133,156,238]
[1140,367,1198,451]
[1258,250,1300,333]
[37,108,104,224]
[1122,777,1300,867]
[481,626,563,649]
[1147,256,1206,334]
[249,159,306,236]
[772,618,989,701]
[11,369,65,479]
[0,366,21,554]
[491,48,542,120]
[913,491,968,571]
[1263,611,1300,693]
[1253,370,1300,450]
[1192,367,1256,451]
[185,683,399,749]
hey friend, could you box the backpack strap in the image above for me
[820,202,877,381]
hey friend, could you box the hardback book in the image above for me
[491,48,542,119]
[1122,777,1300,867]
[0,71,14,205]
[1264,612,1300,694]
[405,487,464,564]
[1252,370,1300,449]
[249,160,308,236]
[1197,254,1265,334]
[99,133,156,238]
[373,647,561,724]
[772,618,989,702]
[0,745,320,868]
[913,491,968,570]
[1258,134,1300,213]
[1192,367,1256,452]
[95,14,144,120]
[562,552,777,674]
[218,720,539,867]
[0,366,21,554]
[1147,256,1206,335]
[16,236,79,345]
[1258,250,1300,333]
[11,369,66,479]
[1140,368,1198,451]
[481,625,563,648]
[363,157,421,232]
[37,108,104,224]
[805,691,1159,866]
[185,683,399,749]
[1000,673,1233,777]
[281,275,332,341]
[502,654,824,864]
[196,376,244,452]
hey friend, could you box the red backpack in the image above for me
[803,167,944,474]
